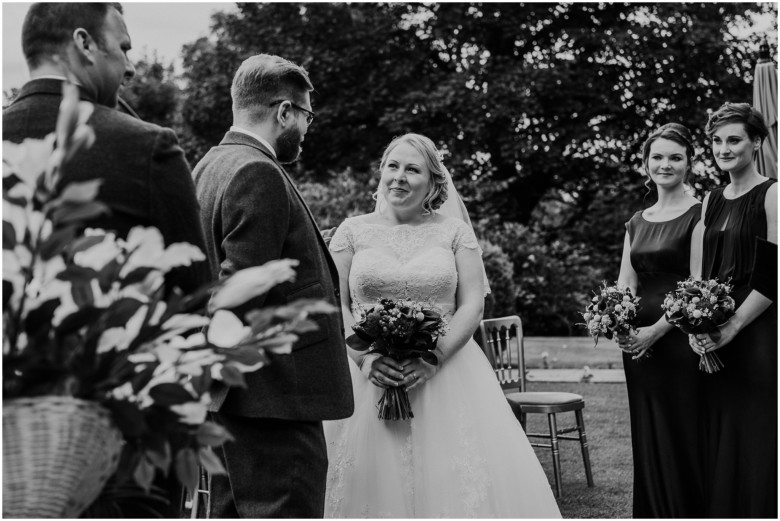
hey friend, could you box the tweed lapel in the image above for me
[220,131,340,280]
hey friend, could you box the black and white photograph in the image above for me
[2,2,777,518]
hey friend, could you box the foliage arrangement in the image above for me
[2,82,335,494]
[580,282,641,348]
[661,277,735,373]
[346,298,447,420]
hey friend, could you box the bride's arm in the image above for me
[403,246,484,391]
[436,246,486,362]
[330,248,365,366]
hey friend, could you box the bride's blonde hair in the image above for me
[377,133,449,214]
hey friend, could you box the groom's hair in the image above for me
[231,54,313,120]
[22,3,123,68]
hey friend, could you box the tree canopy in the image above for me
[142,2,775,334]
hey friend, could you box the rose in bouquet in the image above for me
[2,81,336,505]
[346,298,447,420]
[580,282,642,351]
[661,277,735,373]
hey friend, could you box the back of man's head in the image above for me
[231,54,313,121]
[22,2,123,68]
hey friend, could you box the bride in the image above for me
[323,133,561,518]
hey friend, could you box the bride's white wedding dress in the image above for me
[323,216,561,518]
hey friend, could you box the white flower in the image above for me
[583,312,592,321]
[691,297,700,304]
[592,314,602,322]
[207,310,250,348]
[692,310,702,319]
[614,304,623,312]
[710,296,718,304]
[170,399,208,425]
[96,304,148,353]
[120,227,206,277]
[74,234,122,271]
[208,259,299,312]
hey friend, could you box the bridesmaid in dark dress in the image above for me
[691,102,777,518]
[616,123,706,518]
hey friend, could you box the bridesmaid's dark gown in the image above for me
[624,204,706,518]
[701,179,777,518]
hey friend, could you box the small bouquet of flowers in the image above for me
[346,298,447,420]
[661,277,735,373]
[580,282,641,348]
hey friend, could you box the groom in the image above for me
[193,54,354,518]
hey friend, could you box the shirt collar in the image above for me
[229,125,276,158]
[29,75,82,86]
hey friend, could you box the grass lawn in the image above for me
[524,381,633,519]
[525,337,625,370]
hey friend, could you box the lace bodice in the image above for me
[329,216,482,318]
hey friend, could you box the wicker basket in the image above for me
[3,396,124,518]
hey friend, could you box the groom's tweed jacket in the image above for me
[193,131,354,421]
[2,78,210,294]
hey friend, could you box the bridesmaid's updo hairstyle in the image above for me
[378,133,449,214]
[705,102,769,144]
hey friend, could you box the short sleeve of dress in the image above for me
[329,219,354,254]
[451,219,482,256]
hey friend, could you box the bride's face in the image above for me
[380,143,432,211]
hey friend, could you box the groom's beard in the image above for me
[277,126,303,164]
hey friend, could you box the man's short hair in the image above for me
[231,54,313,120]
[22,3,123,68]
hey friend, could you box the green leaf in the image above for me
[148,383,195,406]
[145,440,172,474]
[198,447,227,475]
[346,332,372,351]
[39,225,77,260]
[3,220,16,249]
[220,345,267,366]
[51,200,110,226]
[98,258,122,293]
[196,421,235,446]
[104,298,145,328]
[121,266,157,286]
[105,399,148,438]
[56,264,98,283]
[65,234,107,259]
[133,456,156,492]
[421,351,439,366]
[219,364,246,388]
[55,179,102,204]
[174,448,199,492]
[70,279,94,308]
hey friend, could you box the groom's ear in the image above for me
[275,101,293,127]
[72,27,98,64]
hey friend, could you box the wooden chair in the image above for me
[478,316,594,497]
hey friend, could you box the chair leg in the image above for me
[519,411,527,430]
[548,413,563,498]
[575,408,594,487]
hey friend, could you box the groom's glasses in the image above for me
[268,100,315,126]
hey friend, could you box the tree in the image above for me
[177,2,775,334]
[121,54,181,129]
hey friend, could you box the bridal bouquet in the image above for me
[580,282,641,348]
[346,298,447,420]
[2,80,336,501]
[661,277,735,373]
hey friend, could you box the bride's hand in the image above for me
[364,355,406,389]
[401,358,438,391]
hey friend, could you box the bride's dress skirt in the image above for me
[324,339,562,518]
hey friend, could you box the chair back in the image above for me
[478,315,526,393]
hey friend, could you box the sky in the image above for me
[2,2,236,94]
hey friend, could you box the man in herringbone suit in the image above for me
[2,3,209,295]
[193,54,354,518]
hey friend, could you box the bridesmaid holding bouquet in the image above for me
[616,123,705,517]
[691,102,777,518]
